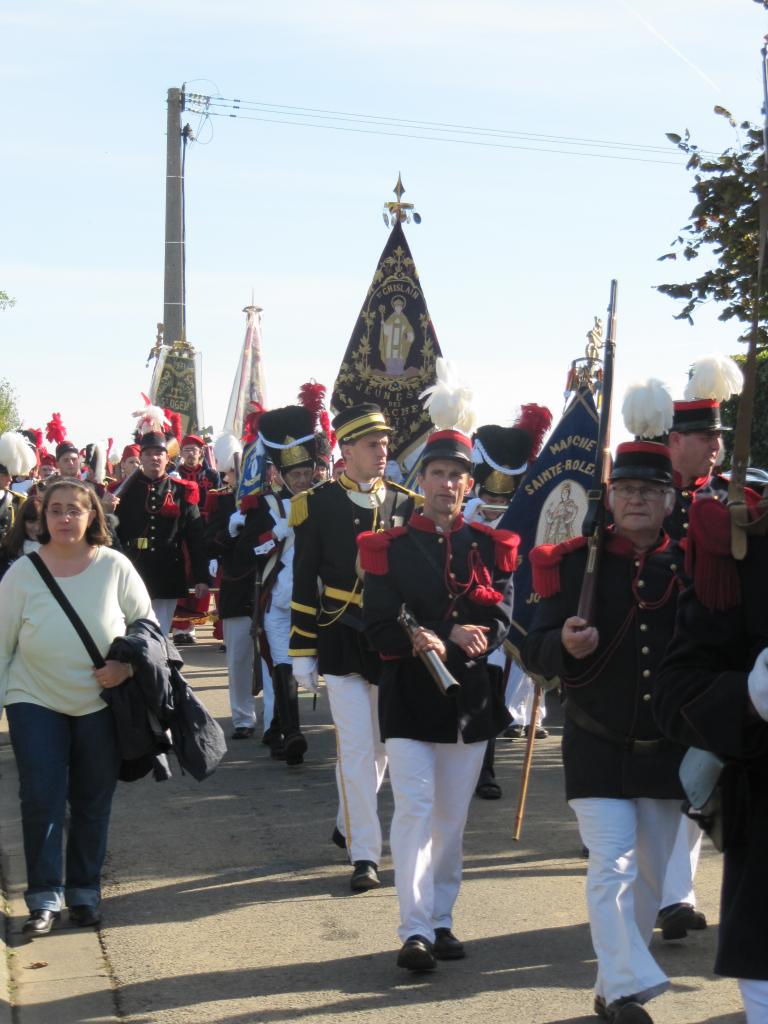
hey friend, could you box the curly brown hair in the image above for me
[38,479,112,546]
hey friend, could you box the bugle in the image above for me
[398,604,461,697]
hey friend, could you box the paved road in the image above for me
[0,630,744,1023]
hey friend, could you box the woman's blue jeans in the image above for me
[6,703,120,912]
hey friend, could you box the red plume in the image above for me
[165,410,182,444]
[297,381,327,421]
[243,403,265,445]
[514,404,552,461]
[29,427,43,449]
[319,410,336,450]
[45,413,67,445]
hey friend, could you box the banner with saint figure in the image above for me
[499,386,599,663]
[332,221,441,467]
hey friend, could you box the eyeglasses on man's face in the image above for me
[611,484,668,502]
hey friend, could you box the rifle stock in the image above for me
[576,280,618,626]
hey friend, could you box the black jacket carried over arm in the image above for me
[521,529,686,802]
[654,523,768,982]
[361,512,517,744]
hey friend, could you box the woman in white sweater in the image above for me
[0,479,154,935]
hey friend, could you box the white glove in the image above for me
[228,511,246,537]
[747,647,768,722]
[208,559,218,577]
[293,655,319,693]
[271,518,291,542]
[253,539,276,556]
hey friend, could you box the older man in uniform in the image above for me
[289,403,417,891]
[360,427,517,970]
[654,494,768,1024]
[522,442,687,1024]
[116,430,209,636]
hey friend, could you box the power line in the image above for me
[185,92,698,166]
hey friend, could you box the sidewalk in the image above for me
[0,726,117,1024]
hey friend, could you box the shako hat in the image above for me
[672,354,743,434]
[332,403,390,445]
[259,405,317,470]
[55,440,79,459]
[610,441,673,486]
[140,432,167,451]
[421,429,473,467]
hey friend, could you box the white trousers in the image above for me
[387,736,487,944]
[570,796,681,1007]
[152,598,177,638]
[740,980,768,1023]
[504,660,546,726]
[660,813,703,909]
[222,617,257,729]
[264,603,290,665]
[324,673,387,865]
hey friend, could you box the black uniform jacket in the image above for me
[203,487,264,619]
[288,475,417,680]
[361,512,516,744]
[654,527,768,981]
[116,472,209,599]
[522,529,686,801]
[665,471,729,541]
[179,463,221,512]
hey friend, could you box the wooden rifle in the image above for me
[576,279,618,625]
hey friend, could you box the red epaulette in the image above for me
[685,498,740,611]
[529,536,588,597]
[173,477,200,507]
[357,527,408,575]
[468,521,521,572]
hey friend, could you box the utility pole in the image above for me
[163,86,185,347]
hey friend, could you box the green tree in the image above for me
[0,379,21,434]
[0,290,16,311]
[656,107,766,346]
[721,351,768,468]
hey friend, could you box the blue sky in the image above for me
[2,0,765,452]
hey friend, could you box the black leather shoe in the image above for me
[524,724,549,739]
[350,860,380,892]
[231,726,255,740]
[433,927,465,960]
[69,905,101,927]
[22,909,59,935]
[595,995,654,1022]
[475,769,502,800]
[284,732,308,766]
[397,934,437,972]
[331,827,347,850]
[658,901,707,940]
[501,723,524,739]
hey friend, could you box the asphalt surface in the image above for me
[0,630,745,1024]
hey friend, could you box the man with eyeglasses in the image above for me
[522,442,686,1024]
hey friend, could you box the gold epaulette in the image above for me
[386,480,423,506]
[288,479,329,528]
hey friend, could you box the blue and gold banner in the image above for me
[332,221,442,466]
[499,387,599,661]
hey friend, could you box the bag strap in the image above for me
[27,551,106,668]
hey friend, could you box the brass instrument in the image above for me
[398,604,460,696]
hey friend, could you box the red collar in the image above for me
[604,526,670,559]
[673,470,711,491]
[407,510,465,534]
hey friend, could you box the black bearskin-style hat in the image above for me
[472,405,552,496]
[259,405,317,470]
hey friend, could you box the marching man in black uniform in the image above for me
[360,425,517,970]
[522,441,687,1024]
[116,427,209,636]
[654,492,768,1023]
[288,403,417,891]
